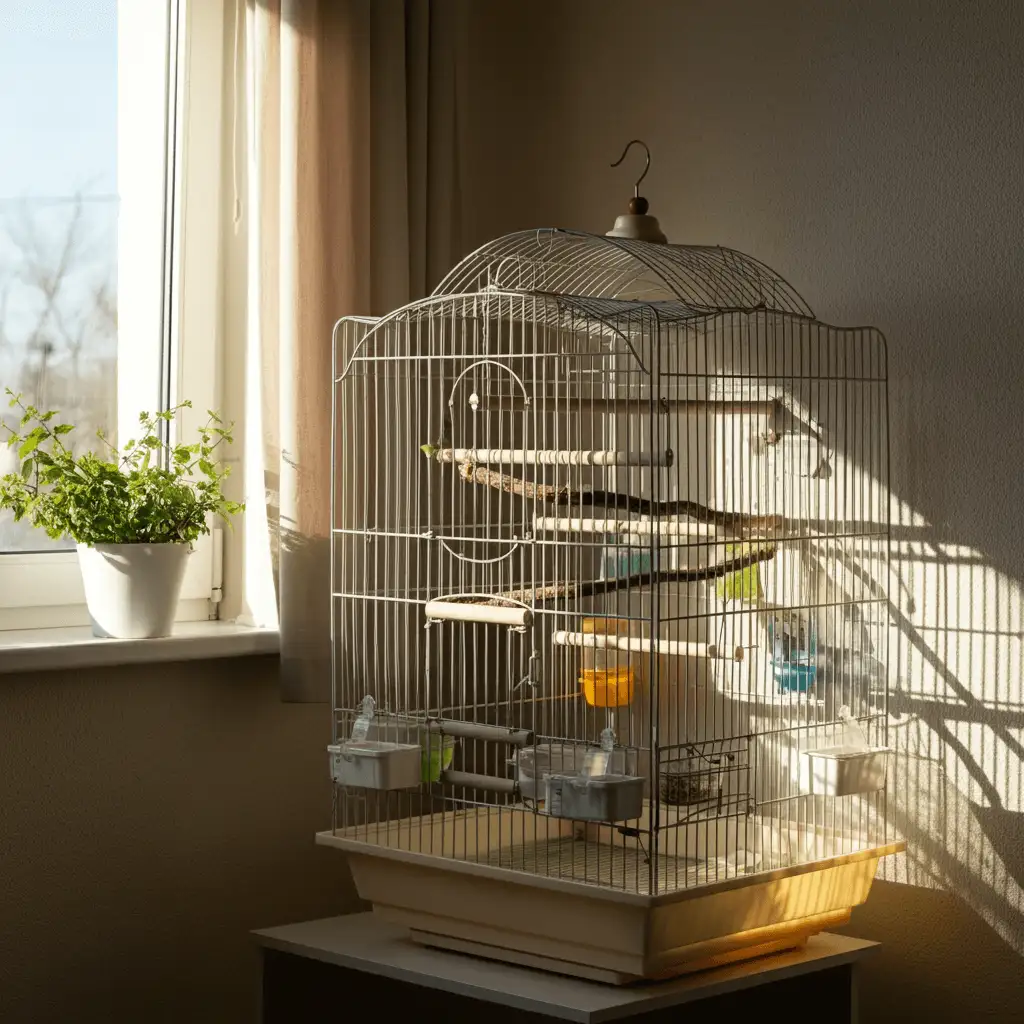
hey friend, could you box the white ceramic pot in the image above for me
[76,542,190,639]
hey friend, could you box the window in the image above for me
[0,3,117,553]
[0,0,229,630]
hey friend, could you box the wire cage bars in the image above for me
[322,229,901,980]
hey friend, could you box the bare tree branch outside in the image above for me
[0,194,117,551]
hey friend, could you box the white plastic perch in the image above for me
[553,629,744,662]
[424,447,672,467]
[534,516,726,538]
[425,599,532,628]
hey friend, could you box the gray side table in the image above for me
[254,913,877,1023]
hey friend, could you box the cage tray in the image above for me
[317,806,903,983]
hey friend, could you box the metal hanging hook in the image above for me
[610,139,651,198]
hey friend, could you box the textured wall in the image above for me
[0,656,352,1023]
[456,0,1024,1019]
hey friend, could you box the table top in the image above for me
[254,912,878,1023]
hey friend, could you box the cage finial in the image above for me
[606,139,668,244]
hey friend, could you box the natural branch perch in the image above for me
[489,544,776,605]
[455,461,781,537]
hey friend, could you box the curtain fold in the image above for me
[247,0,464,701]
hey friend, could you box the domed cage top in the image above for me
[432,228,815,316]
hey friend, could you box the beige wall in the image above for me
[456,0,1024,1019]
[0,656,352,1023]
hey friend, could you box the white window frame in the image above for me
[0,0,231,632]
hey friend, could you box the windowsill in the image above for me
[0,620,280,674]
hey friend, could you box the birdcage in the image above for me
[318,224,904,982]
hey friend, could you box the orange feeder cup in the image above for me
[579,617,636,707]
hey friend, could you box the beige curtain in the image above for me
[247,0,464,701]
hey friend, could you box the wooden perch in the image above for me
[553,630,745,662]
[489,544,776,606]
[456,462,782,538]
[422,445,672,468]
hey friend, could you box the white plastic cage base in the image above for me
[317,806,903,982]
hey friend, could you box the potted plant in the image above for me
[0,390,243,638]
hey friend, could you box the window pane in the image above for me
[0,2,117,552]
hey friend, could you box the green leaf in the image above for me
[18,428,46,459]
[53,423,74,435]
[21,458,33,479]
